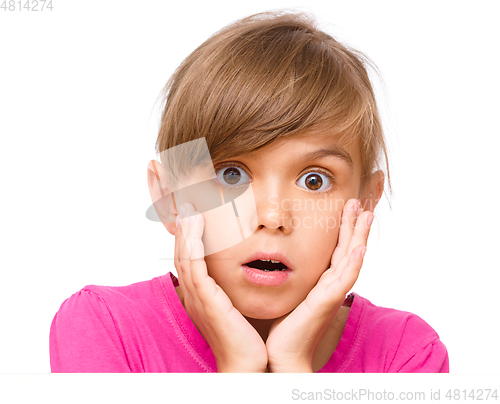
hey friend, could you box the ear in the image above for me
[147,160,177,235]
[359,170,385,212]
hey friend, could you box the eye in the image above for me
[215,164,251,188]
[297,170,333,192]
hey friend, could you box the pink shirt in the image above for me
[49,273,449,372]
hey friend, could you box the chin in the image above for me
[235,300,294,320]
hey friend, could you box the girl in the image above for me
[50,10,448,373]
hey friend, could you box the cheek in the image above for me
[295,210,343,266]
[296,208,342,240]
[199,208,243,257]
[203,246,242,287]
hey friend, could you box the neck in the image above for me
[243,317,276,342]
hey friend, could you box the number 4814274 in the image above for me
[1,0,53,11]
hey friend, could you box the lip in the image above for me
[242,251,293,270]
[241,251,293,287]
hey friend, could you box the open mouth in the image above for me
[241,254,292,286]
[244,259,288,272]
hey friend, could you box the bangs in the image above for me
[157,11,387,188]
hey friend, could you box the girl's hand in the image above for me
[265,199,373,372]
[175,202,268,373]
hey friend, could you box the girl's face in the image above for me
[196,132,367,320]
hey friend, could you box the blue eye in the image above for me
[215,165,251,188]
[297,171,332,192]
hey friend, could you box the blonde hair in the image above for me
[156,10,390,193]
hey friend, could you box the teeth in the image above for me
[259,259,282,263]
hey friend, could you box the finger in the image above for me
[174,213,184,279]
[182,202,204,260]
[346,210,374,257]
[175,216,193,296]
[174,219,194,311]
[182,205,214,297]
[178,203,221,305]
[325,245,366,300]
[176,204,196,294]
[338,245,366,290]
[331,198,359,269]
[174,216,181,279]
[323,210,370,286]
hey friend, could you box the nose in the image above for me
[254,187,293,235]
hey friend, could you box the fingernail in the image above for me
[367,214,374,227]
[361,247,367,259]
[176,215,180,227]
[179,204,186,217]
[353,200,359,214]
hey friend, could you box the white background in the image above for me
[1,0,499,375]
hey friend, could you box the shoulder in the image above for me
[351,294,449,372]
[54,275,169,324]
[49,275,172,372]
[361,295,439,341]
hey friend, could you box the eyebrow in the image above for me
[293,146,354,170]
